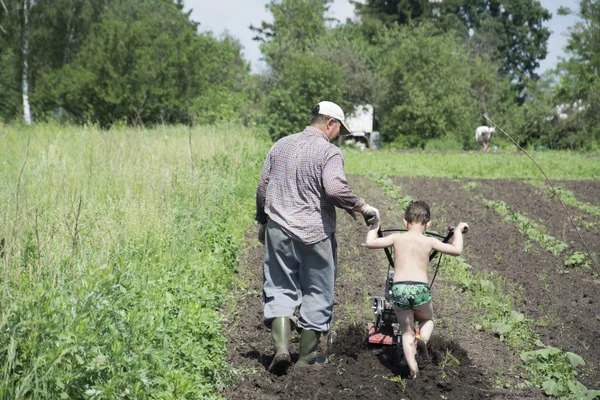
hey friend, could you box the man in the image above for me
[256,101,380,375]
[475,125,495,152]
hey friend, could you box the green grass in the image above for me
[0,122,270,399]
[345,149,600,179]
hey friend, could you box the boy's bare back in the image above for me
[366,222,466,284]
[389,232,439,283]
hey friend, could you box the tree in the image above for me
[251,0,332,78]
[0,0,110,122]
[356,0,551,90]
[552,0,600,148]
[254,0,377,139]
[374,23,501,148]
[38,0,249,126]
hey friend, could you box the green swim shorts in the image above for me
[391,281,432,309]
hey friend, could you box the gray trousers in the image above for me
[263,220,337,332]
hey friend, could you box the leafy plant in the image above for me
[564,251,590,268]
[462,181,478,192]
[520,346,599,398]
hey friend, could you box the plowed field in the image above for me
[224,176,600,399]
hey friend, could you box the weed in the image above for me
[462,181,478,191]
[537,273,546,281]
[495,359,511,388]
[383,374,407,391]
[439,349,461,379]
[564,251,590,269]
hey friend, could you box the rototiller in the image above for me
[367,225,467,356]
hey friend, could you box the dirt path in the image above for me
[223,176,546,399]
[392,177,600,390]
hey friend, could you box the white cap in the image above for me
[315,101,351,136]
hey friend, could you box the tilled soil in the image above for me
[391,177,600,390]
[557,180,600,207]
[223,176,599,399]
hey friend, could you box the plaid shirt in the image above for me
[256,126,364,245]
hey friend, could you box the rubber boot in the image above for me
[296,329,324,367]
[268,317,291,375]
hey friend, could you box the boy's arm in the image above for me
[365,223,396,249]
[430,222,468,256]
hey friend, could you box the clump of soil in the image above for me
[329,323,368,358]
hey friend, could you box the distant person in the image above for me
[256,100,380,375]
[475,126,495,152]
[365,201,468,379]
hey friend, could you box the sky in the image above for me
[186,0,581,75]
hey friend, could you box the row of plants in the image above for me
[525,180,600,222]
[440,256,598,399]
[376,178,598,399]
[0,123,270,398]
[463,181,593,271]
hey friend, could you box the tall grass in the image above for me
[345,149,600,179]
[0,122,269,399]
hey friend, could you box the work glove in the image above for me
[258,223,266,245]
[361,205,380,226]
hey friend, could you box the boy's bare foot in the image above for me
[409,368,419,379]
[416,339,431,369]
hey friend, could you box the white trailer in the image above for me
[344,104,379,149]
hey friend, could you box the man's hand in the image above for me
[258,223,266,245]
[361,205,380,226]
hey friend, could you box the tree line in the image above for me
[1,0,598,150]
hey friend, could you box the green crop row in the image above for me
[0,123,270,399]
[525,180,600,220]
[372,175,415,212]
[482,198,569,256]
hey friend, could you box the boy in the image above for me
[365,200,468,379]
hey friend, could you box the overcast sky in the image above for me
[186,0,580,75]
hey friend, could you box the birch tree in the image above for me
[21,0,31,124]
[0,0,33,123]
[0,0,109,122]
